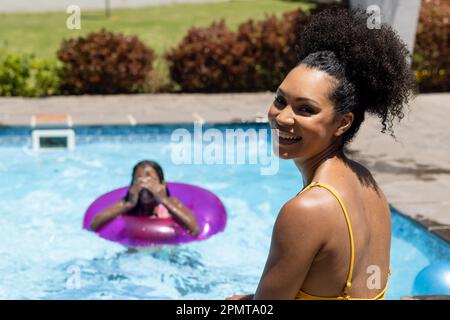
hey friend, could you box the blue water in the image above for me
[0,124,449,299]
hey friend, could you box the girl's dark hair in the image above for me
[125,160,170,201]
[296,8,415,147]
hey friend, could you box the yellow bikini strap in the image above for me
[299,181,355,298]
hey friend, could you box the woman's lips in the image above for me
[278,136,302,145]
[276,131,302,145]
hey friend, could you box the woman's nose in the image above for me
[275,106,295,127]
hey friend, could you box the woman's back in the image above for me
[297,159,391,299]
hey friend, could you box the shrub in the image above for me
[165,14,309,92]
[413,0,449,92]
[57,29,155,94]
[165,21,247,92]
[0,50,61,97]
[165,3,344,92]
[236,9,310,91]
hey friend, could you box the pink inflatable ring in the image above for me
[83,182,227,248]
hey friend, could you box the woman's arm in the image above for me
[89,199,134,231]
[159,196,200,236]
[226,197,326,300]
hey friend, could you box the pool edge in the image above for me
[389,204,450,245]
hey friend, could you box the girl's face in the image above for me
[134,165,161,184]
[134,166,164,205]
[268,64,349,160]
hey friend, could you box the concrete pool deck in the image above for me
[1,92,449,242]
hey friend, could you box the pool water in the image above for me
[0,124,449,299]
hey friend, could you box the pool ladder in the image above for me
[31,114,75,151]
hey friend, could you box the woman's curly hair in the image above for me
[296,8,416,146]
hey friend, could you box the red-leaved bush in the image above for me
[58,29,155,94]
[165,4,342,92]
[235,9,310,91]
[165,21,246,92]
[413,0,449,92]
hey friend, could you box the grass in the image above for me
[0,0,313,60]
[0,0,314,92]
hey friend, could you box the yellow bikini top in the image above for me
[295,181,390,300]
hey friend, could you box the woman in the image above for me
[89,160,200,236]
[227,8,414,300]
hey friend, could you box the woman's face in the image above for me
[268,64,346,160]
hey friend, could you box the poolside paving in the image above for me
[0,92,449,241]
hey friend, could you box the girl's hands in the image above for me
[140,177,166,201]
[126,178,147,207]
[126,176,166,207]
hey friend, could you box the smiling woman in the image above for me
[226,7,415,300]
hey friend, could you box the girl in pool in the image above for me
[227,8,414,300]
[90,160,200,236]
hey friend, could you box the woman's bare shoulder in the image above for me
[289,185,343,216]
[275,188,338,243]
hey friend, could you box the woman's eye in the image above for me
[274,96,286,107]
[297,106,313,114]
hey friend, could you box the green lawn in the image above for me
[0,0,313,60]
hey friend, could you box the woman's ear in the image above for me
[334,112,354,137]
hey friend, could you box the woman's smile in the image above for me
[276,129,302,145]
[277,130,302,145]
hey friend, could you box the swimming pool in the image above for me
[0,124,449,299]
